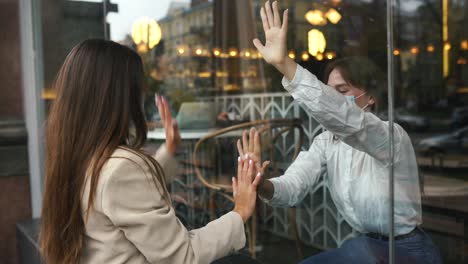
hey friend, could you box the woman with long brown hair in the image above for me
[40,39,262,264]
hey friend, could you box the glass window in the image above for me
[33,0,467,262]
[393,0,468,263]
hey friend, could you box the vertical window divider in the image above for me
[386,0,396,263]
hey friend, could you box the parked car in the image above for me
[451,106,468,130]
[416,126,468,156]
[378,108,431,132]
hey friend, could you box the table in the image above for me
[147,128,241,140]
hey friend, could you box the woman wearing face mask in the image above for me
[39,39,263,264]
[237,1,442,263]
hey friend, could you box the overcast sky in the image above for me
[73,0,190,41]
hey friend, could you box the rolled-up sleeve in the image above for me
[102,157,245,264]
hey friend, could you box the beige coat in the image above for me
[80,145,245,264]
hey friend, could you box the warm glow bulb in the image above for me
[461,40,468,51]
[301,52,310,61]
[426,44,435,53]
[393,49,400,56]
[178,48,185,54]
[288,51,296,59]
[325,8,342,24]
[444,42,451,50]
[325,51,336,60]
[131,17,162,51]
[305,10,327,26]
[308,29,326,56]
[213,49,221,56]
[316,53,323,61]
[196,49,202,55]
[410,46,419,55]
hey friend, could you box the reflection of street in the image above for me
[423,170,468,196]
[418,155,468,168]
[410,131,468,169]
[409,132,443,144]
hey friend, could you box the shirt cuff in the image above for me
[281,64,305,93]
[258,178,283,206]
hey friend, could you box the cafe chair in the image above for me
[192,118,305,258]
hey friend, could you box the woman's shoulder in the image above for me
[100,147,162,196]
[107,146,151,166]
[100,146,155,182]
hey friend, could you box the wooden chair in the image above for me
[193,118,305,258]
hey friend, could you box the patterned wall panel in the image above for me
[209,92,357,249]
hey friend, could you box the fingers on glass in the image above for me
[249,128,255,153]
[264,1,274,29]
[262,160,270,174]
[232,177,238,196]
[237,157,243,179]
[254,131,260,154]
[162,97,171,125]
[247,159,254,182]
[237,139,245,158]
[281,9,288,32]
[242,158,250,182]
[260,7,269,32]
[156,95,165,123]
[155,94,160,108]
[272,1,281,27]
[252,171,262,187]
[242,130,249,157]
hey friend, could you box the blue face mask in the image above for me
[345,95,357,103]
[345,92,370,110]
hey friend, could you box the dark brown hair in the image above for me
[324,56,385,112]
[40,39,169,264]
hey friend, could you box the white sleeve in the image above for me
[282,65,405,165]
[261,133,327,207]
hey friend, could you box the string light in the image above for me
[426,44,435,53]
[410,46,419,55]
[316,53,324,61]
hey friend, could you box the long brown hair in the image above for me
[40,39,169,264]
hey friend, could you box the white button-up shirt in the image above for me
[266,65,422,236]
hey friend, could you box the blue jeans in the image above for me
[300,228,442,264]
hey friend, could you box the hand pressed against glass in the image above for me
[236,128,270,183]
[155,95,181,155]
[232,157,263,223]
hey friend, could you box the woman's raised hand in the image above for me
[155,95,181,155]
[237,128,270,179]
[253,1,288,66]
[232,157,263,223]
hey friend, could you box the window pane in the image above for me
[110,0,397,262]
[393,0,468,262]
[34,0,465,262]
[40,0,111,112]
